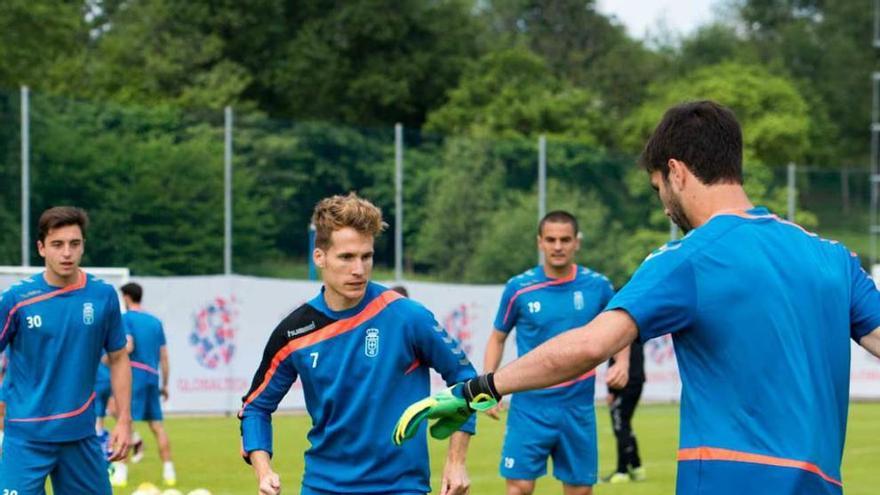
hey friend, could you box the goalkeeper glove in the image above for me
[392,374,501,446]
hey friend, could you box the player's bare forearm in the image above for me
[862,327,880,358]
[483,330,507,373]
[442,432,471,495]
[250,450,274,479]
[108,348,132,421]
[251,450,282,495]
[606,342,631,389]
[160,346,170,392]
[493,310,638,395]
[107,348,132,461]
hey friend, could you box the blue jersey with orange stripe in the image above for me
[0,271,127,442]
[239,282,477,494]
[494,264,614,407]
[606,207,880,495]
[124,310,166,387]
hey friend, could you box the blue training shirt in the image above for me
[124,309,166,388]
[606,207,880,495]
[239,282,478,494]
[494,264,614,407]
[0,271,127,442]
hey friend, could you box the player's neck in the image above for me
[689,184,753,229]
[543,263,573,280]
[322,288,364,312]
[128,303,143,311]
[43,268,80,288]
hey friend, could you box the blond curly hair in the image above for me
[312,192,387,249]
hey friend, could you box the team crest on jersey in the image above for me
[364,328,380,357]
[83,302,95,325]
[573,291,584,310]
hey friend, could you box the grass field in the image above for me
[100,403,880,495]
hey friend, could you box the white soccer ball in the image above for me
[187,490,212,495]
[161,490,184,495]
[132,482,161,495]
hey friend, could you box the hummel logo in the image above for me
[287,321,316,338]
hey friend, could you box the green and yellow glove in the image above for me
[392,374,501,446]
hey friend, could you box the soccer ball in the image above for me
[131,482,161,495]
[161,490,184,495]
[187,490,212,495]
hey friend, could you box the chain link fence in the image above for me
[0,88,871,284]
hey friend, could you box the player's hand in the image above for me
[107,417,132,462]
[392,383,497,446]
[441,460,470,495]
[605,363,629,390]
[160,386,169,401]
[484,399,506,420]
[258,471,281,495]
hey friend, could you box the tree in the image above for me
[622,61,816,225]
[425,47,603,143]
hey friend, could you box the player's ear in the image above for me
[667,159,688,191]
[36,240,46,257]
[313,248,326,269]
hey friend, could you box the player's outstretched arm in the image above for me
[493,310,637,395]
[441,431,471,495]
[107,347,132,461]
[861,328,880,358]
[250,450,281,495]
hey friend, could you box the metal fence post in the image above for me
[395,123,403,282]
[21,86,30,267]
[224,106,233,275]
[537,135,547,265]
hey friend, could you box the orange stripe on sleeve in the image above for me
[677,446,842,487]
[242,290,403,409]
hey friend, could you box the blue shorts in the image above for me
[132,382,163,422]
[500,403,598,486]
[0,434,111,495]
[94,380,112,418]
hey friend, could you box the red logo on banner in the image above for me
[646,334,676,365]
[444,303,475,356]
[189,296,238,369]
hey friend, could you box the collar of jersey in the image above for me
[311,282,381,319]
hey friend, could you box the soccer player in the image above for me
[0,206,132,495]
[240,192,477,495]
[110,282,175,487]
[602,341,645,484]
[483,211,628,495]
[398,101,880,495]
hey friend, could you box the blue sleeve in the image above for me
[848,253,880,341]
[0,289,17,352]
[409,306,478,434]
[103,291,127,353]
[605,250,697,342]
[239,335,299,463]
[492,282,519,333]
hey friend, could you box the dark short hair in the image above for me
[538,210,578,237]
[121,282,143,303]
[639,100,743,185]
[38,206,89,242]
[390,285,409,297]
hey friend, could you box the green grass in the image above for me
[99,403,880,495]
